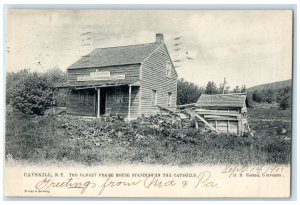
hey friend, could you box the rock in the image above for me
[116,131,123,138]
[136,134,144,140]
[281,128,287,135]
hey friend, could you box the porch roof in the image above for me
[55,80,140,89]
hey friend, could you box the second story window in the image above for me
[166,61,172,78]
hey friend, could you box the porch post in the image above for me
[97,88,100,118]
[128,85,132,121]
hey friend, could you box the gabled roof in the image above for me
[196,93,247,108]
[68,42,162,69]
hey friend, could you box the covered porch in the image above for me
[63,80,140,120]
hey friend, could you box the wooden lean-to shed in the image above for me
[195,93,249,136]
[61,33,178,120]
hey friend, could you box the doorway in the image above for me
[100,89,106,115]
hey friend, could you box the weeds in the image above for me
[5,108,291,166]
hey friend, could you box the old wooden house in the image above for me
[195,93,249,136]
[63,33,177,120]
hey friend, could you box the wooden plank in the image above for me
[195,120,199,130]
[195,114,219,133]
[204,117,239,121]
[204,114,237,119]
[177,103,197,109]
[97,88,100,118]
[227,120,230,132]
[237,120,241,136]
[200,107,240,112]
[196,108,239,114]
[196,109,241,117]
[128,86,132,120]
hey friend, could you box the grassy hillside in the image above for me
[247,79,292,92]
[6,108,291,166]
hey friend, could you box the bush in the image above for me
[252,90,263,102]
[246,92,254,108]
[7,68,67,114]
[276,87,291,110]
[6,70,30,104]
[10,72,53,115]
[278,96,291,110]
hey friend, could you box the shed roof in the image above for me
[68,42,161,69]
[196,93,247,108]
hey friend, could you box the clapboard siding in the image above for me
[67,64,141,83]
[140,44,177,117]
[66,89,96,116]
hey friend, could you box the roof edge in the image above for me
[67,63,142,70]
[140,43,164,64]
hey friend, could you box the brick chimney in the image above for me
[155,33,164,43]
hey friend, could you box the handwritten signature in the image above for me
[221,164,288,178]
[34,171,218,195]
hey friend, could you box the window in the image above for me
[166,61,172,78]
[167,92,172,107]
[152,90,157,106]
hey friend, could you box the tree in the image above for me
[43,68,67,107]
[241,85,247,93]
[232,85,241,93]
[43,67,67,86]
[10,72,53,115]
[205,81,218,94]
[218,84,230,94]
[177,78,204,105]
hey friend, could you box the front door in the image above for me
[100,89,106,115]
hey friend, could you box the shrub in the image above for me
[6,69,30,104]
[276,87,291,110]
[278,96,291,110]
[252,90,263,102]
[10,72,53,115]
[246,92,254,108]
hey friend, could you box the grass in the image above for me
[248,107,292,120]
[5,107,291,166]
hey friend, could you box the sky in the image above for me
[6,10,293,88]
